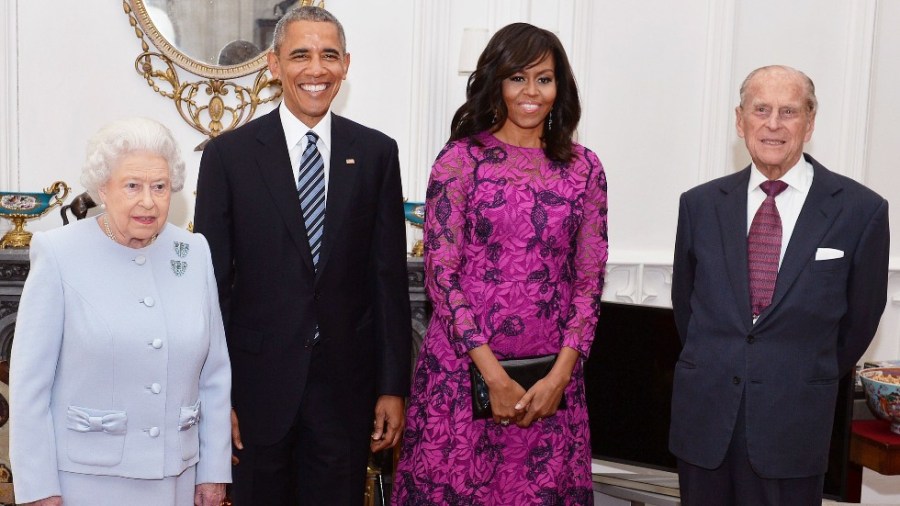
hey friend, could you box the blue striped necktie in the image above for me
[297,131,326,269]
[297,131,325,345]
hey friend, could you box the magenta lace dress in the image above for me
[393,132,608,505]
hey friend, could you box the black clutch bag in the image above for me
[469,354,567,420]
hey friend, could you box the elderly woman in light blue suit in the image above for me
[10,117,232,506]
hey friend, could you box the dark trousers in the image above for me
[231,374,371,505]
[677,398,824,506]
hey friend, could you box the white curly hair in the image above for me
[80,117,186,199]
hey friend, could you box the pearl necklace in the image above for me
[102,215,159,247]
[103,215,119,244]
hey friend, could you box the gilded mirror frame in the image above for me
[122,0,287,145]
[126,0,270,79]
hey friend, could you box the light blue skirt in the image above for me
[57,465,196,506]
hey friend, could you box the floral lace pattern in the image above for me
[393,132,608,505]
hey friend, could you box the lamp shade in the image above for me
[458,28,489,74]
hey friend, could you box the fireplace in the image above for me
[0,247,29,504]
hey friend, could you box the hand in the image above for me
[467,345,526,426]
[22,497,63,506]
[514,346,579,428]
[194,483,226,506]
[231,408,243,465]
[370,395,405,452]
[514,375,567,428]
[488,374,527,426]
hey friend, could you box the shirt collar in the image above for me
[748,156,813,195]
[279,104,333,152]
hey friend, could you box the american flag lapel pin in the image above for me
[346,158,356,165]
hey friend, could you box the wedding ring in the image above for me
[500,419,510,426]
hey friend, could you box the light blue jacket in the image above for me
[10,218,232,503]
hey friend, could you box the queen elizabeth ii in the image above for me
[10,118,231,506]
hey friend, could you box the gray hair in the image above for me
[80,117,185,198]
[739,65,818,115]
[273,6,346,54]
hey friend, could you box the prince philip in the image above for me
[670,65,890,505]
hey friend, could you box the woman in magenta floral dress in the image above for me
[393,23,608,505]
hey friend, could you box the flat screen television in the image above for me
[584,301,856,501]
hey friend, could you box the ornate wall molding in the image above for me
[698,0,737,183]
[603,262,673,308]
[405,2,453,201]
[0,0,18,191]
[836,0,878,183]
[570,0,594,142]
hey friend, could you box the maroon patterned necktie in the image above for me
[748,180,788,317]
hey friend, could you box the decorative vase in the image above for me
[0,181,70,248]
[403,200,425,257]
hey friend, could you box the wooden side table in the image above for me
[850,419,900,475]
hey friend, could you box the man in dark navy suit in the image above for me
[670,65,890,505]
[194,6,411,505]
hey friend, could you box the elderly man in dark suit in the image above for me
[193,6,411,505]
[670,65,890,505]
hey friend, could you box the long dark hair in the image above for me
[449,23,581,162]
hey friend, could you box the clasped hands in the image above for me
[489,373,567,428]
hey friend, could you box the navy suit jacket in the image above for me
[193,108,412,446]
[669,154,889,478]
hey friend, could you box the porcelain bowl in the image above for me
[859,367,900,434]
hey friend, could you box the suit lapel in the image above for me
[716,168,753,325]
[255,109,316,272]
[764,156,842,316]
[315,114,359,278]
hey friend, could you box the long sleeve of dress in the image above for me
[9,233,64,503]
[423,143,488,357]
[559,148,608,357]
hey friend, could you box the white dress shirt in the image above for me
[280,104,332,209]
[746,158,814,267]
